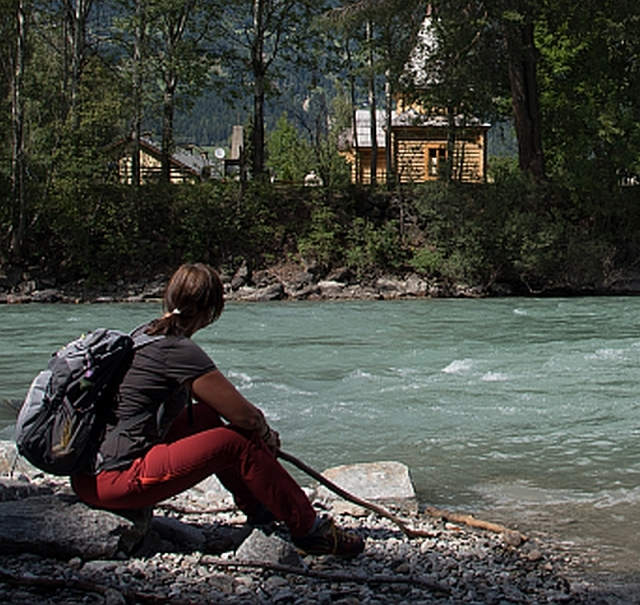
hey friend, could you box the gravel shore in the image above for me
[1,444,639,604]
[1,491,637,605]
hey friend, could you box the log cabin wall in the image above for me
[393,127,487,183]
[341,119,488,185]
[352,149,388,184]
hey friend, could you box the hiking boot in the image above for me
[114,506,154,555]
[293,516,364,558]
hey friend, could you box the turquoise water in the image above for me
[2,298,640,571]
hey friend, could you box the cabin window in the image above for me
[428,147,447,177]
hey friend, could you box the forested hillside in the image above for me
[173,84,322,149]
[174,93,241,148]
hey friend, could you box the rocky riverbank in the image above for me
[0,441,638,604]
[0,262,487,305]
[4,260,640,306]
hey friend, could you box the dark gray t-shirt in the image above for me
[97,325,216,471]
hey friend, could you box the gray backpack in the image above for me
[15,328,156,476]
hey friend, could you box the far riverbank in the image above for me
[5,260,640,305]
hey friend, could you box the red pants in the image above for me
[72,404,316,538]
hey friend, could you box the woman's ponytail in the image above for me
[147,263,224,337]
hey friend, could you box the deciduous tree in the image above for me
[144,0,211,182]
[538,0,640,193]
[207,0,330,178]
[112,0,149,186]
[61,0,93,126]
[421,0,544,182]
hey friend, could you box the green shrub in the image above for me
[409,246,444,275]
[297,205,342,269]
[3,169,630,295]
[345,218,404,278]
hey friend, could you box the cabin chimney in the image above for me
[231,126,243,160]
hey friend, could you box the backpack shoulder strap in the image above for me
[129,323,165,349]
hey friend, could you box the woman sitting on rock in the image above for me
[72,262,363,557]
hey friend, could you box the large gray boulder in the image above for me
[0,493,147,559]
[316,460,417,515]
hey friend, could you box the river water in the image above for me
[2,298,640,574]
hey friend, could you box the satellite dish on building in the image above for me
[214,147,226,159]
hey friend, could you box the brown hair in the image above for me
[147,263,225,337]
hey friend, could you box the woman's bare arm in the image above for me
[191,369,268,433]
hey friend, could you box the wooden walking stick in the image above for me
[276,449,526,543]
[277,448,428,538]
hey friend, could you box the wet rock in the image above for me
[317,280,345,298]
[289,283,321,300]
[5,293,32,304]
[375,275,429,298]
[30,289,62,303]
[233,283,285,302]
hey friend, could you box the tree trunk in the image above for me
[252,74,266,177]
[384,70,394,188]
[161,77,176,184]
[346,37,361,184]
[503,19,545,182]
[158,2,193,184]
[251,0,266,177]
[367,21,377,186]
[131,0,145,187]
[446,106,456,182]
[63,0,92,126]
[10,0,27,262]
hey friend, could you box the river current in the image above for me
[2,298,640,573]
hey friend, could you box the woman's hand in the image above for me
[261,426,281,451]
